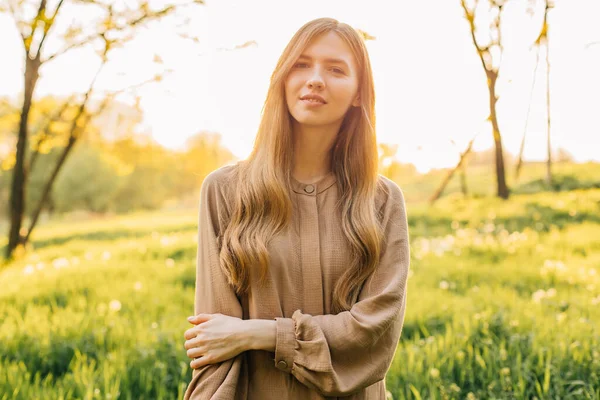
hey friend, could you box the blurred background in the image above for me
[1,0,599,399]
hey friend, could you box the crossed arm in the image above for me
[183,172,410,398]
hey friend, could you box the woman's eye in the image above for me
[294,63,309,68]
[331,67,344,74]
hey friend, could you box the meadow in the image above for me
[1,165,599,399]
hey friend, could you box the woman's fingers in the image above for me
[187,313,214,324]
[191,354,213,369]
[184,324,204,340]
[186,346,205,359]
[184,334,204,351]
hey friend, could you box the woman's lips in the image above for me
[301,98,326,107]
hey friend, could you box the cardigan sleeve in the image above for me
[184,168,245,400]
[273,179,410,397]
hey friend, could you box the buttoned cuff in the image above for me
[274,317,295,373]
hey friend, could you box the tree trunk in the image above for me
[430,138,475,204]
[460,162,468,196]
[488,71,509,199]
[6,56,40,259]
[515,45,542,182]
[25,137,78,243]
[545,36,552,186]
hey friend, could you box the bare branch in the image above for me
[34,0,66,58]
[29,94,77,171]
[43,3,182,64]
[586,41,600,49]
[461,0,490,72]
[6,0,28,48]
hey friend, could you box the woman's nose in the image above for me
[307,79,324,90]
[307,66,325,90]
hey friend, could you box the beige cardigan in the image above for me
[183,163,410,400]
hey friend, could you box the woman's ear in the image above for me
[352,95,360,107]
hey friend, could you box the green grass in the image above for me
[396,161,600,203]
[1,188,600,398]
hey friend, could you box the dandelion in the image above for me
[84,252,93,260]
[133,281,143,291]
[23,265,35,275]
[532,289,546,303]
[429,368,440,379]
[509,320,519,327]
[591,296,600,306]
[546,288,557,298]
[165,258,175,268]
[500,349,508,360]
[151,322,158,329]
[439,280,449,290]
[449,383,461,393]
[467,392,477,400]
[556,313,567,323]
[456,350,465,361]
[52,257,70,269]
[471,285,480,292]
[109,300,122,312]
[501,367,510,376]
[102,251,111,261]
[483,222,495,233]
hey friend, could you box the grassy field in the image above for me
[1,166,599,399]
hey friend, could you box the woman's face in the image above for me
[284,31,360,130]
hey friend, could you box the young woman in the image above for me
[183,17,410,399]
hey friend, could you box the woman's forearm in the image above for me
[244,319,277,352]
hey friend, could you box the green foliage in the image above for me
[396,161,600,203]
[51,143,123,213]
[1,189,599,398]
[0,131,235,221]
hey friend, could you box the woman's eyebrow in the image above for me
[297,55,350,69]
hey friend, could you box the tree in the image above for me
[429,133,480,204]
[514,29,542,182]
[2,0,203,260]
[461,0,510,199]
[541,0,554,186]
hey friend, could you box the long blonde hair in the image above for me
[219,17,382,313]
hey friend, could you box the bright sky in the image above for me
[1,0,599,173]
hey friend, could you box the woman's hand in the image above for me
[183,313,248,369]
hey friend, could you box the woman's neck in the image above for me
[291,121,340,184]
